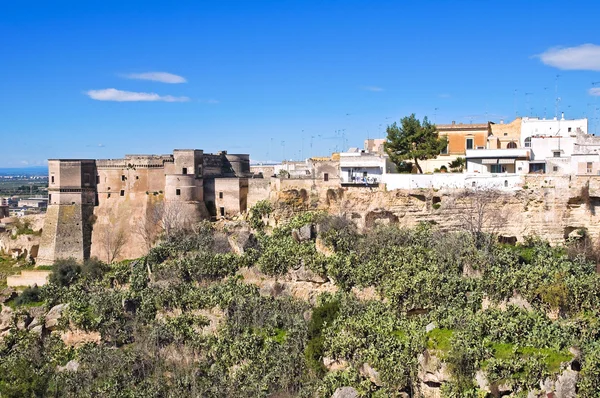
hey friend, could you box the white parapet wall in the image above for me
[7,270,51,287]
[381,173,524,191]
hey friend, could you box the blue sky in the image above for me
[2,0,600,166]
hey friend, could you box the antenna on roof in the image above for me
[525,92,533,116]
[543,87,548,119]
[555,74,560,118]
[593,82,600,135]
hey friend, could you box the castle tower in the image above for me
[37,160,97,265]
[163,149,208,226]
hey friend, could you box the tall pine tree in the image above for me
[384,114,448,174]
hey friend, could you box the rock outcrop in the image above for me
[331,387,359,398]
[45,304,67,330]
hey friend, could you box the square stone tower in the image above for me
[37,159,97,265]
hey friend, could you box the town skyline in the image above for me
[2,0,600,167]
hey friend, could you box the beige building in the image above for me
[488,118,522,149]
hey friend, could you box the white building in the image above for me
[339,149,395,185]
[465,148,531,174]
[521,115,587,148]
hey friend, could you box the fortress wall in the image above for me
[214,178,248,217]
[91,191,162,262]
[250,165,275,177]
[173,149,203,177]
[164,175,201,202]
[203,154,226,177]
[37,204,86,264]
[36,206,59,265]
[225,154,250,175]
[247,178,271,208]
[93,163,172,262]
[271,177,340,192]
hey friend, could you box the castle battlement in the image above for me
[38,148,252,265]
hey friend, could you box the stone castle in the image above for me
[37,149,252,265]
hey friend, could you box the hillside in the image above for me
[0,211,599,397]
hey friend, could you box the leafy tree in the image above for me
[449,157,466,173]
[384,113,448,173]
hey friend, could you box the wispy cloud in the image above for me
[537,44,600,71]
[200,99,220,104]
[590,88,600,96]
[438,93,451,98]
[86,143,106,148]
[361,86,384,92]
[121,71,187,83]
[86,88,190,102]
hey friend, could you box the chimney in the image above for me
[451,121,455,125]
[500,119,504,124]
[561,112,565,120]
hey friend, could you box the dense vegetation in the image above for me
[1,214,600,397]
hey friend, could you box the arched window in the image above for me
[507,141,517,149]
[524,137,531,148]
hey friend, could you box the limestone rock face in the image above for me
[555,369,578,398]
[331,387,359,398]
[0,288,16,304]
[359,363,382,386]
[289,264,327,284]
[57,360,80,373]
[315,236,334,257]
[227,229,256,255]
[60,329,101,348]
[45,304,67,331]
[272,176,600,245]
[323,357,349,372]
[0,306,14,332]
[27,306,45,330]
[292,224,313,242]
[418,350,450,398]
[237,266,338,305]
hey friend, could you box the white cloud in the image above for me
[589,88,600,96]
[86,88,190,102]
[362,86,384,92]
[122,72,187,83]
[537,44,600,71]
[438,93,451,98]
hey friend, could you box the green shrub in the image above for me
[11,286,42,307]
[49,258,81,287]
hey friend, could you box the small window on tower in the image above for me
[51,176,55,184]
[324,173,329,181]
[182,168,188,175]
[120,190,125,196]
[121,175,125,181]
[568,127,572,132]
[176,189,181,196]
[96,175,100,184]
[219,192,223,199]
